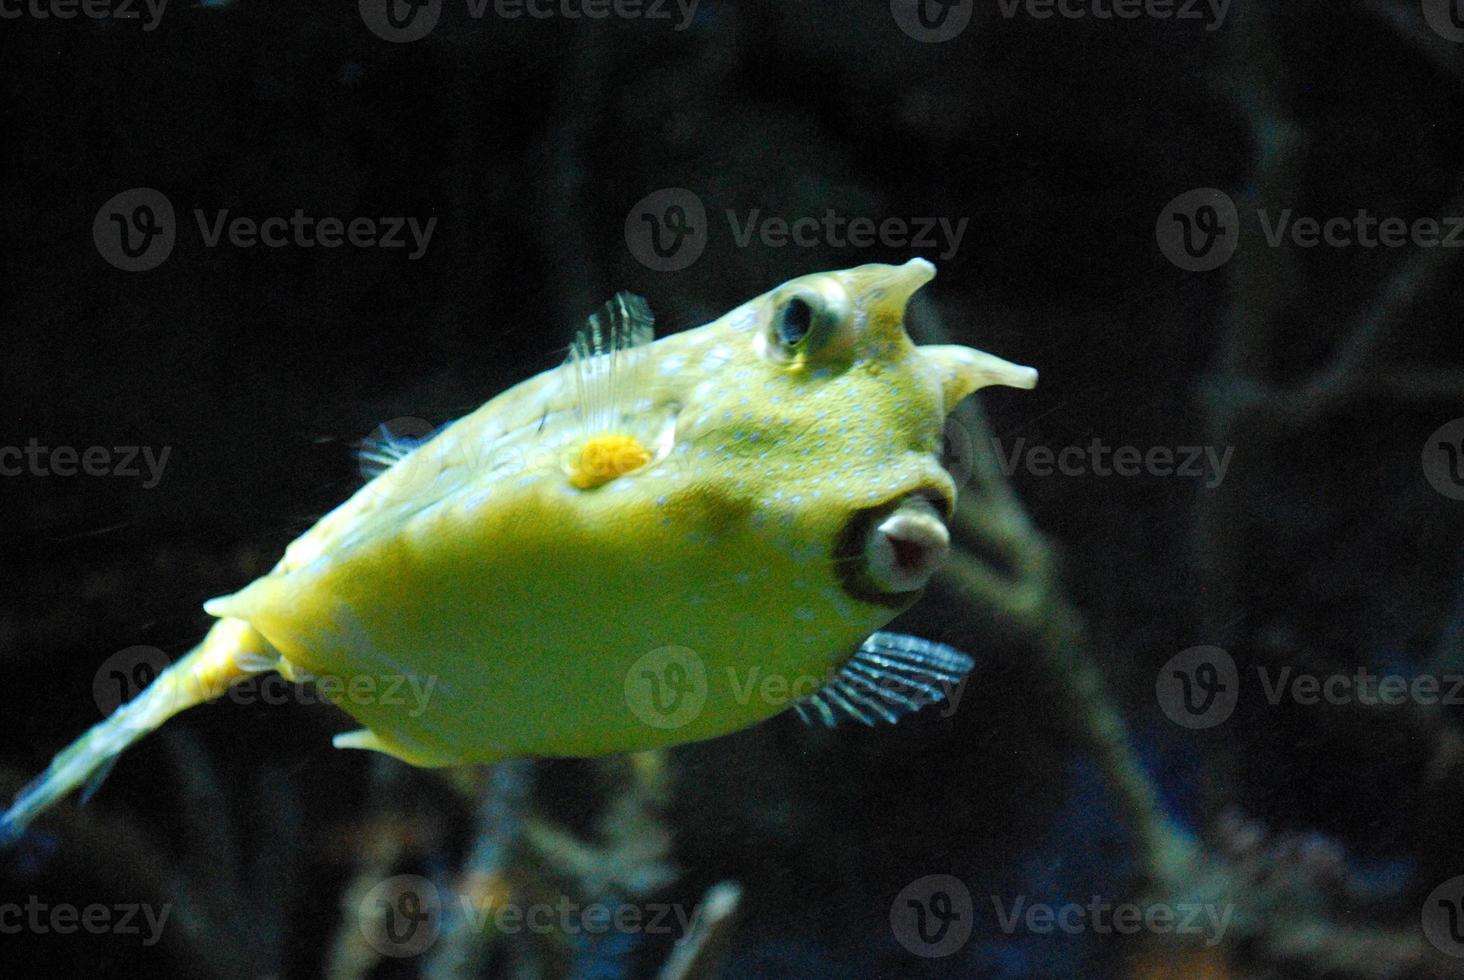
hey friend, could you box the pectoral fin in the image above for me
[793,632,973,727]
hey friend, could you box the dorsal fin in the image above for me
[564,293,670,489]
[358,418,435,480]
[569,292,655,435]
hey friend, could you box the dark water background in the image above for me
[2,2,1463,977]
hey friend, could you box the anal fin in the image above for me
[332,728,457,768]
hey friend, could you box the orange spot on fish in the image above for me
[570,434,653,489]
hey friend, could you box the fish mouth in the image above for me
[832,489,953,608]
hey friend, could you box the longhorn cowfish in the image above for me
[1,258,1036,842]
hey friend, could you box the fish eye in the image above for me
[763,280,853,364]
[777,297,814,350]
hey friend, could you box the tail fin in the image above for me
[0,618,276,846]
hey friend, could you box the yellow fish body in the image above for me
[2,259,1035,840]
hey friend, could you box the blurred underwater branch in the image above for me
[926,342,1460,978]
[922,5,1464,975]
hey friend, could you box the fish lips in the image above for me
[833,490,953,608]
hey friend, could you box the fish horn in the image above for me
[921,344,1038,414]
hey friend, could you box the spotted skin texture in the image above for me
[191,260,1038,766]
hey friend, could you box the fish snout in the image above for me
[864,495,951,594]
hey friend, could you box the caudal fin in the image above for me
[1,618,276,846]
